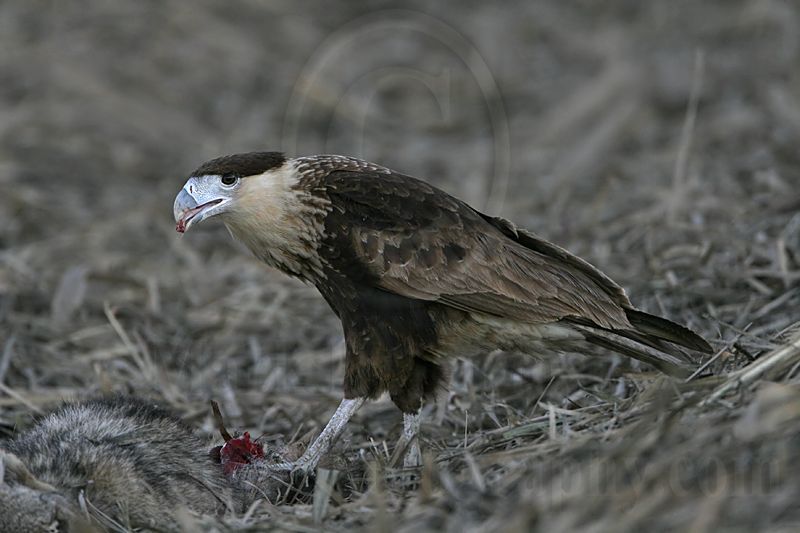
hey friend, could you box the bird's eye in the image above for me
[220,174,239,187]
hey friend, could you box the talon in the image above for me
[268,462,296,472]
[269,461,313,476]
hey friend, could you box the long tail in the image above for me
[568,309,712,378]
[623,308,712,353]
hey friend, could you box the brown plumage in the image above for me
[174,152,712,469]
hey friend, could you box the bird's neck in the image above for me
[222,174,330,281]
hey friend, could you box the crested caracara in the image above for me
[174,152,711,470]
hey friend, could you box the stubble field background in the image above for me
[2,1,800,531]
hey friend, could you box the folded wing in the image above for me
[323,170,633,330]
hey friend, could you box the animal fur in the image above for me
[0,396,239,532]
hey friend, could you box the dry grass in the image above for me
[2,1,800,531]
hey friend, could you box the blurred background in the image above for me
[2,1,800,530]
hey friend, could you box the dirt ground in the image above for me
[2,1,800,531]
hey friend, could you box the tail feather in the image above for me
[623,308,712,354]
[570,322,693,377]
[566,309,711,378]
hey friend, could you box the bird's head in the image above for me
[174,151,325,277]
[173,152,288,234]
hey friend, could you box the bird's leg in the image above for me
[402,409,422,468]
[272,397,365,473]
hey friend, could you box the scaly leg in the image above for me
[272,397,365,472]
[402,409,422,468]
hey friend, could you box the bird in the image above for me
[173,152,712,471]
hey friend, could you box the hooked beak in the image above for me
[173,178,229,233]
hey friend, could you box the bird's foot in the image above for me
[386,444,422,491]
[389,410,423,469]
[261,460,317,503]
[266,460,315,479]
[266,461,297,472]
[402,441,422,469]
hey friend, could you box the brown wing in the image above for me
[323,170,633,330]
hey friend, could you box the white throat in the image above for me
[223,160,329,280]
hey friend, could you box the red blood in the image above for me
[219,432,265,475]
[176,219,186,233]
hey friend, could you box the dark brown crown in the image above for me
[191,152,286,178]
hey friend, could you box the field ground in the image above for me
[2,1,800,531]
